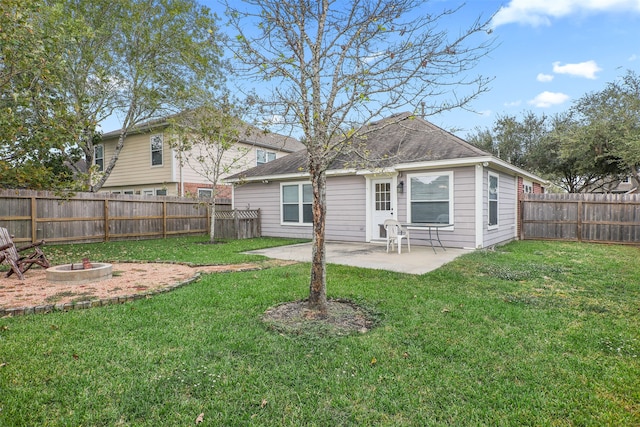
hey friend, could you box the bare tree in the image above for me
[226,0,495,312]
[169,100,252,243]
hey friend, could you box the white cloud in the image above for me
[552,60,602,79]
[537,73,554,82]
[492,0,640,27]
[528,91,570,107]
[629,54,638,61]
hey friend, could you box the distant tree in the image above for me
[539,113,621,193]
[226,0,495,312]
[467,109,625,193]
[568,70,640,188]
[169,99,252,243]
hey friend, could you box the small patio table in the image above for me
[404,223,452,254]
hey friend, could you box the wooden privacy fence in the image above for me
[0,189,260,244]
[214,209,261,240]
[520,193,640,245]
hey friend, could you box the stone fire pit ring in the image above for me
[46,263,113,285]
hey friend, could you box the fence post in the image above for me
[257,208,261,237]
[104,199,110,242]
[234,209,240,239]
[577,199,583,243]
[30,197,37,243]
[162,200,167,239]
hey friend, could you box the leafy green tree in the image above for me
[568,70,640,188]
[226,0,495,312]
[52,0,226,192]
[467,108,627,193]
[0,0,80,189]
[1,0,225,191]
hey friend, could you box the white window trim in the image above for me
[405,171,454,230]
[256,148,276,166]
[94,144,104,171]
[488,171,499,230]
[197,188,214,198]
[280,181,313,226]
[150,134,163,167]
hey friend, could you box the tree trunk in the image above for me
[308,168,328,313]
[209,200,216,243]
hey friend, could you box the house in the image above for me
[590,174,639,194]
[225,113,546,249]
[97,115,304,198]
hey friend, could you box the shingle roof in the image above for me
[101,113,304,153]
[227,112,491,180]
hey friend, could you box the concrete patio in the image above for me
[246,241,471,275]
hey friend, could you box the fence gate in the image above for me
[214,209,261,240]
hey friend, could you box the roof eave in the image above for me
[396,156,548,184]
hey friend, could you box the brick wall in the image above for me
[182,182,232,199]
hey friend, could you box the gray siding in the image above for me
[233,175,367,241]
[325,176,367,241]
[400,167,476,249]
[233,166,520,248]
[483,170,517,247]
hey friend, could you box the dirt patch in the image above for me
[1,260,296,311]
[262,299,378,336]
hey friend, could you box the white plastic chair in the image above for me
[384,219,410,254]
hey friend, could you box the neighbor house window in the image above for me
[198,188,213,198]
[94,144,104,171]
[257,149,276,165]
[488,172,499,227]
[408,172,453,224]
[151,134,163,166]
[282,183,312,224]
[156,189,167,196]
[522,179,533,194]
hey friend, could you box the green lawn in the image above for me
[1,237,639,426]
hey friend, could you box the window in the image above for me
[408,172,452,224]
[257,149,276,165]
[488,172,499,227]
[375,182,391,211]
[282,183,313,224]
[523,179,533,194]
[94,145,104,171]
[198,188,213,198]
[156,189,167,196]
[151,134,163,166]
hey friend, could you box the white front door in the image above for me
[371,179,394,239]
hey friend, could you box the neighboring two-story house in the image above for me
[97,116,303,198]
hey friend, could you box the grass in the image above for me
[1,237,639,426]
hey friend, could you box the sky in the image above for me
[101,0,640,139]
[433,0,640,137]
